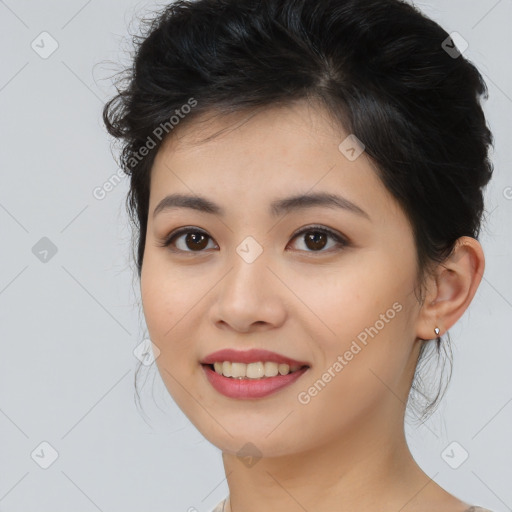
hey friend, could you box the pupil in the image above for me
[306,231,326,250]
[187,232,208,250]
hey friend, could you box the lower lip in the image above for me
[201,364,309,399]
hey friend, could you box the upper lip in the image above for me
[201,348,310,367]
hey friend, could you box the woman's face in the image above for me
[140,101,425,457]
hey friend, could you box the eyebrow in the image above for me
[152,192,370,221]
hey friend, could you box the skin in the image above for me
[140,100,485,512]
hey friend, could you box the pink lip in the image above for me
[200,349,310,399]
[201,364,309,399]
[200,348,309,367]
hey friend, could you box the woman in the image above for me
[103,0,495,510]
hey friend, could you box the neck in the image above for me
[221,409,436,512]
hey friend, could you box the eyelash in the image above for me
[157,224,349,255]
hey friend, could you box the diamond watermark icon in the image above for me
[31,441,59,469]
[31,31,59,59]
[236,442,262,468]
[133,338,160,365]
[338,134,365,161]
[236,236,263,263]
[32,237,58,263]
[441,441,469,469]
[442,32,468,59]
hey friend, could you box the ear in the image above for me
[415,236,485,341]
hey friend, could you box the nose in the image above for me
[210,245,287,333]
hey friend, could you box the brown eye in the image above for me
[159,225,347,255]
[304,231,328,250]
[182,232,210,251]
[289,226,348,253]
[161,228,217,253]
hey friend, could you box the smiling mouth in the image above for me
[203,361,309,379]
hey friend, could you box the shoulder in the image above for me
[210,497,227,512]
[209,500,494,512]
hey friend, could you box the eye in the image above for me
[158,227,217,253]
[288,225,348,253]
[158,225,348,254]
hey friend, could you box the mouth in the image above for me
[200,360,310,399]
[200,348,310,399]
[202,361,308,379]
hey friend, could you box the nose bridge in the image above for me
[235,233,266,266]
[225,233,271,297]
[213,233,286,330]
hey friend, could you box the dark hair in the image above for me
[103,0,494,422]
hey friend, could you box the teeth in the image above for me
[211,361,303,379]
[264,361,279,377]
[247,362,264,379]
[231,362,246,378]
[221,361,232,377]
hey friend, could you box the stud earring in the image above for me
[434,327,440,336]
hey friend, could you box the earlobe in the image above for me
[415,236,485,341]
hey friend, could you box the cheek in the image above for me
[141,249,192,330]
[290,255,417,388]
[140,266,205,417]
[140,257,198,369]
[293,262,408,342]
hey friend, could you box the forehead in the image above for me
[149,101,403,225]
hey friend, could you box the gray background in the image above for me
[0,0,511,511]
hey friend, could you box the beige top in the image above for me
[211,498,493,512]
